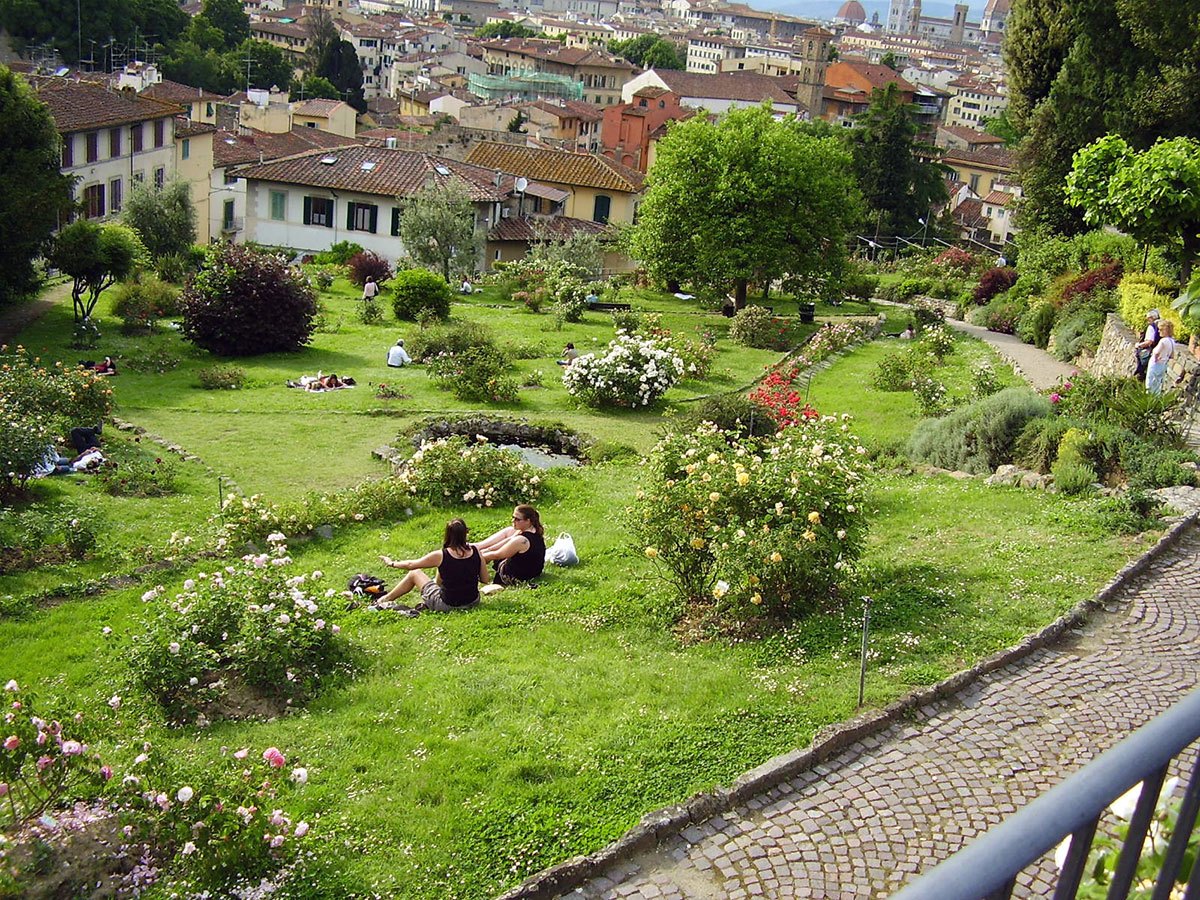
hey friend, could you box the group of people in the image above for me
[1135,308,1179,395]
[287,372,356,391]
[33,424,106,477]
[374,505,545,612]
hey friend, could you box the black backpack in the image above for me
[347,573,388,596]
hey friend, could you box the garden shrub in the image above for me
[1014,416,1073,472]
[1051,458,1097,495]
[907,387,1052,474]
[919,324,955,360]
[1051,307,1107,361]
[911,374,950,417]
[405,319,495,363]
[1096,489,1161,534]
[552,292,587,324]
[1059,259,1123,305]
[1119,441,1199,490]
[871,349,930,392]
[981,296,1024,335]
[0,502,97,572]
[842,272,879,299]
[197,365,245,390]
[357,297,384,325]
[427,345,519,403]
[1118,272,1184,339]
[179,245,317,356]
[111,275,180,333]
[634,314,715,379]
[1017,301,1056,349]
[346,251,393,287]
[729,305,796,350]
[127,536,350,721]
[93,444,178,497]
[971,361,1001,398]
[1055,373,1184,446]
[563,335,684,408]
[751,323,874,426]
[313,241,364,266]
[501,338,546,360]
[933,247,975,273]
[391,268,452,321]
[631,420,869,620]
[679,393,778,439]
[910,299,945,331]
[396,435,542,508]
[1010,272,1047,305]
[973,267,1018,304]
[1014,231,1075,279]
[309,265,343,291]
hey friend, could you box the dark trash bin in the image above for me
[798,302,816,324]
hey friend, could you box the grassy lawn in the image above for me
[0,277,1159,898]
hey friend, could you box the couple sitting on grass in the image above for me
[377,505,545,612]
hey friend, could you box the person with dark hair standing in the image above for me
[475,505,546,585]
[378,518,489,611]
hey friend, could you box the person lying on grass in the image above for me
[473,505,546,586]
[378,518,490,611]
[286,372,357,391]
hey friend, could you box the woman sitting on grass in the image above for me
[378,518,489,611]
[474,505,546,586]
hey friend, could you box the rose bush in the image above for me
[126,537,349,720]
[395,435,541,508]
[631,419,870,620]
[563,335,684,408]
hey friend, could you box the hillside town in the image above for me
[2,0,1016,266]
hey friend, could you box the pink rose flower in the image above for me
[100,765,113,780]
[233,748,249,760]
[2,735,18,750]
[36,755,53,772]
[262,747,285,769]
[61,740,83,755]
[0,782,8,797]
[1050,393,1061,403]
[294,821,310,837]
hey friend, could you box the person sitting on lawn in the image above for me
[93,356,118,376]
[556,343,579,366]
[460,277,473,295]
[377,518,489,611]
[387,339,412,367]
[474,505,546,586]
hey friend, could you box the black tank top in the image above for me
[504,531,546,581]
[438,546,480,608]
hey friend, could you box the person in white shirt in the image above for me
[1146,319,1176,394]
[387,339,412,367]
[362,277,379,301]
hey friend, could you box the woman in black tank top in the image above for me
[377,518,490,611]
[473,505,546,585]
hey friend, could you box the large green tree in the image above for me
[1006,0,1200,234]
[162,40,235,94]
[122,177,196,261]
[0,67,74,307]
[608,34,684,69]
[236,38,294,91]
[200,0,249,50]
[850,82,947,239]
[398,179,481,283]
[316,39,365,112]
[1066,134,1200,282]
[629,104,862,307]
[51,220,144,325]
[474,21,537,39]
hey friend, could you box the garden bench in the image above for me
[590,301,632,312]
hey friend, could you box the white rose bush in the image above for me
[631,418,870,620]
[396,435,542,508]
[562,334,685,408]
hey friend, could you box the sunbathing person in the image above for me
[377,518,490,611]
[474,505,546,586]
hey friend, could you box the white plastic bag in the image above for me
[545,532,579,567]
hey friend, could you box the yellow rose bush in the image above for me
[631,418,869,620]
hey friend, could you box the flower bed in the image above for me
[396,434,542,508]
[750,321,875,425]
[562,334,685,408]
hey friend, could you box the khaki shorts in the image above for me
[420,581,479,612]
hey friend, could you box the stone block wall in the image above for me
[1089,312,1200,403]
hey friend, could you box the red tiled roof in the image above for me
[647,70,799,105]
[526,99,604,121]
[480,37,633,70]
[982,189,1013,206]
[940,146,1014,170]
[143,79,224,104]
[293,98,350,117]
[232,143,531,201]
[937,124,1006,145]
[213,127,359,167]
[31,77,182,132]
[465,141,644,192]
[827,62,918,93]
[175,117,217,138]
[489,215,609,242]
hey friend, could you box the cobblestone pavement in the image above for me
[555,526,1200,900]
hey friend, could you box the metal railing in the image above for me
[890,688,1200,900]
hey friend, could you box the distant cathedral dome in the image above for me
[835,0,867,24]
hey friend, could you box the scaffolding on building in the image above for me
[467,70,583,103]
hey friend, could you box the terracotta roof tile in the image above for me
[292,99,349,117]
[213,127,359,167]
[143,79,224,104]
[940,145,1014,169]
[175,117,217,138]
[465,141,644,192]
[480,37,633,70]
[232,143,532,201]
[646,70,799,105]
[982,189,1013,206]
[31,77,182,132]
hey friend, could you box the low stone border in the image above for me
[408,416,592,458]
[111,417,243,497]
[494,511,1199,900]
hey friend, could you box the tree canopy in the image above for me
[1006,0,1200,234]
[608,34,684,69]
[850,82,947,240]
[398,179,481,282]
[122,178,197,261]
[0,66,74,307]
[1066,133,1200,282]
[51,220,145,324]
[474,21,537,39]
[629,104,862,306]
[316,39,365,112]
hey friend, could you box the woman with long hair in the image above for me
[474,505,546,586]
[378,518,489,611]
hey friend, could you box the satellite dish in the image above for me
[514,176,528,193]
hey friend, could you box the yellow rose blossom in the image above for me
[751,592,763,605]
[707,452,719,463]
[709,492,720,502]
[644,547,658,558]
[685,463,698,475]
[736,472,750,485]
[690,537,705,549]
[807,511,820,524]
[803,529,816,542]
[769,551,783,563]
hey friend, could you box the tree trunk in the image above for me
[734,279,748,310]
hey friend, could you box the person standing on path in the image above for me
[1135,309,1161,379]
[1146,318,1176,394]
[362,277,379,301]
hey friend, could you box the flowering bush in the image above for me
[427,346,519,403]
[631,421,869,619]
[971,361,1002,398]
[870,349,932,392]
[751,322,874,426]
[126,537,349,720]
[933,247,976,273]
[346,251,392,287]
[973,266,1019,304]
[563,335,684,408]
[396,435,541,508]
[0,503,98,573]
[111,275,179,333]
[912,375,951,417]
[918,324,955,361]
[0,680,113,827]
[728,305,798,350]
[197,364,244,390]
[93,445,178,497]
[625,314,715,380]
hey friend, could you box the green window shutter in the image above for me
[346,201,357,230]
[391,207,400,236]
[303,196,312,225]
[369,205,378,234]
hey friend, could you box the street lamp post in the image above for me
[919,216,929,246]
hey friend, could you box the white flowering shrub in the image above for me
[631,420,870,619]
[919,323,956,361]
[127,536,349,721]
[562,334,685,408]
[396,435,542,508]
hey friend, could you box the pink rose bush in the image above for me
[632,418,870,619]
[126,538,350,721]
